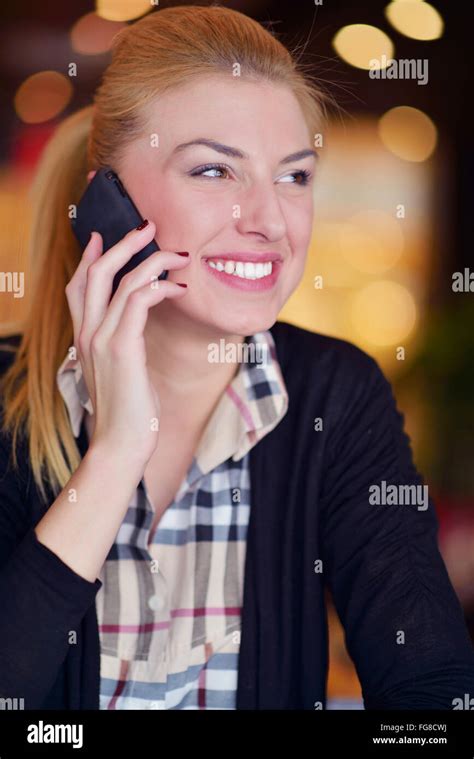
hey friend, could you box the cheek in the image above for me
[288,203,313,262]
[142,175,227,241]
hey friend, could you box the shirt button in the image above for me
[148,594,166,612]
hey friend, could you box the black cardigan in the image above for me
[1,321,474,710]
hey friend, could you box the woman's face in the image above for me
[117,75,317,337]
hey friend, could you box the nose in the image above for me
[235,179,287,242]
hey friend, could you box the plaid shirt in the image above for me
[56,330,288,709]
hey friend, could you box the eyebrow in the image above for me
[171,138,318,164]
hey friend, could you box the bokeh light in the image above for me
[96,0,152,22]
[385,1,444,41]
[351,281,417,346]
[14,72,73,124]
[339,210,404,274]
[378,106,438,162]
[71,12,126,55]
[333,24,394,70]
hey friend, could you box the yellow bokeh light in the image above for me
[339,210,404,274]
[351,281,417,346]
[310,222,364,288]
[378,106,437,162]
[14,71,73,124]
[385,1,444,41]
[333,24,394,70]
[71,13,126,55]
[96,0,152,22]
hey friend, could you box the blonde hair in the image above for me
[0,4,327,504]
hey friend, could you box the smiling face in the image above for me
[116,74,316,337]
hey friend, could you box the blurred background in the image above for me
[0,0,472,709]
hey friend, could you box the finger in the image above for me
[97,219,157,273]
[66,231,103,345]
[114,250,191,297]
[80,222,157,342]
[109,279,188,344]
[101,250,190,333]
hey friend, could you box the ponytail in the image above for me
[0,106,94,503]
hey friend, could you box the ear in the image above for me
[87,170,97,184]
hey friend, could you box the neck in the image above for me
[143,307,246,424]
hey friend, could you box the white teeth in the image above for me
[244,263,255,278]
[206,259,274,279]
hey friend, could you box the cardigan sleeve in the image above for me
[320,355,474,709]
[0,431,102,709]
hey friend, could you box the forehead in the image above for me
[139,75,310,152]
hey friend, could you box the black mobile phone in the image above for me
[70,167,168,297]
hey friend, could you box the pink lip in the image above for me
[201,257,282,292]
[203,252,282,263]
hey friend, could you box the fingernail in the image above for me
[176,251,189,256]
[136,219,149,230]
[177,282,188,288]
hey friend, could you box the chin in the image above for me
[211,309,279,337]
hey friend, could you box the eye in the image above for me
[189,163,231,179]
[278,169,312,186]
[188,164,313,185]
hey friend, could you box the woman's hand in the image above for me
[65,220,189,465]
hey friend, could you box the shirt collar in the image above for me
[56,330,288,473]
[196,330,288,472]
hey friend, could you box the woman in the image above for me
[1,5,473,711]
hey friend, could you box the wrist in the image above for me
[83,438,148,482]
